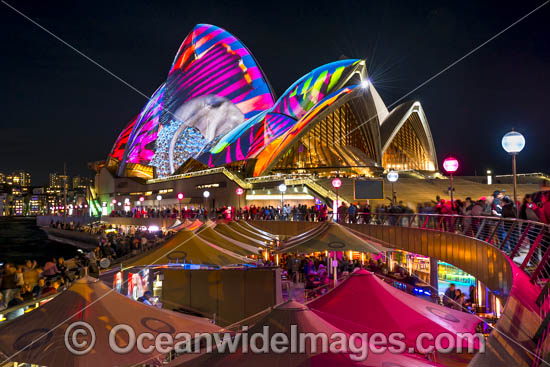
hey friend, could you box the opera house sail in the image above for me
[103,24,437,181]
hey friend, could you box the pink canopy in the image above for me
[170,300,440,367]
[308,270,482,351]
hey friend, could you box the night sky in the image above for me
[1,0,549,185]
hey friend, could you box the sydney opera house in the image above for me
[91,24,438,212]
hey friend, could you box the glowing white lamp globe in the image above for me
[156,195,162,201]
[278,184,287,193]
[502,131,525,154]
[203,190,210,198]
[387,171,399,183]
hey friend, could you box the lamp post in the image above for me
[236,187,244,213]
[502,131,525,213]
[278,183,287,209]
[442,157,459,212]
[331,178,342,222]
[386,171,399,205]
[177,193,184,219]
[203,190,210,215]
[156,195,162,216]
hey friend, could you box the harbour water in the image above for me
[0,217,78,265]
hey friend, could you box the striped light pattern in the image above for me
[199,60,362,167]
[253,86,359,176]
[109,24,274,168]
[272,59,360,119]
[200,112,296,167]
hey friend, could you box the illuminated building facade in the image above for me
[92,24,438,213]
[103,24,437,180]
[5,171,31,187]
[49,173,68,189]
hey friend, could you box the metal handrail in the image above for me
[355,213,549,284]
[271,212,549,285]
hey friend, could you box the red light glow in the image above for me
[443,157,459,173]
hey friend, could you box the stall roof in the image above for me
[198,226,261,256]
[124,228,253,267]
[308,270,482,350]
[0,277,222,367]
[169,300,440,367]
[276,222,388,254]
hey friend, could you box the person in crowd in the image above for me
[453,289,465,311]
[443,283,456,307]
[42,258,60,278]
[137,290,153,305]
[32,278,46,298]
[6,290,25,320]
[464,285,476,310]
[15,266,25,287]
[1,264,19,306]
[492,190,505,217]
[20,284,34,301]
[520,194,540,221]
[23,261,40,289]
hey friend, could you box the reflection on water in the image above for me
[0,217,78,265]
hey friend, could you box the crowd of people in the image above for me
[443,283,477,312]
[0,257,87,318]
[104,188,550,227]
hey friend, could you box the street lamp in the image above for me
[386,171,399,205]
[156,195,162,215]
[177,193,184,218]
[236,187,244,211]
[442,157,459,212]
[203,190,210,213]
[502,131,525,211]
[331,178,342,221]
[278,183,287,208]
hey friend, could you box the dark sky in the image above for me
[1,0,549,185]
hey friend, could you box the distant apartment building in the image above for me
[6,171,31,187]
[0,193,7,216]
[72,176,90,190]
[49,172,68,189]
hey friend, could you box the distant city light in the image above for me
[502,131,525,154]
[361,79,370,89]
[443,157,459,173]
